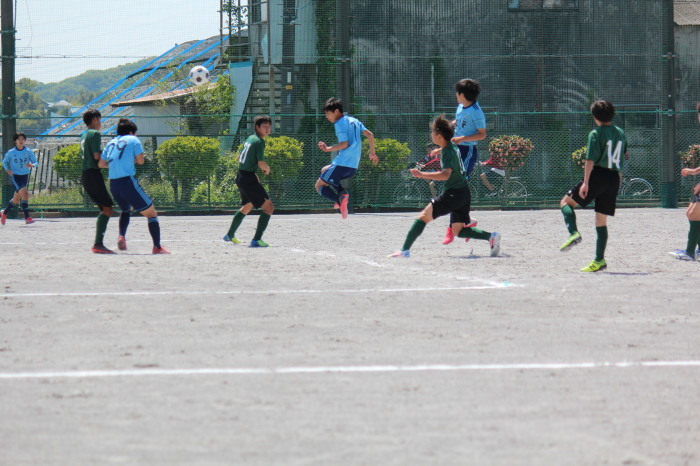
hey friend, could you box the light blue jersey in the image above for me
[331,115,367,169]
[455,102,486,147]
[3,147,37,175]
[101,135,144,179]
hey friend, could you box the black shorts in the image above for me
[567,167,620,216]
[81,169,113,208]
[236,171,269,208]
[431,186,471,225]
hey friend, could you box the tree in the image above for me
[181,74,235,136]
[358,138,411,203]
[53,144,83,184]
[156,136,220,206]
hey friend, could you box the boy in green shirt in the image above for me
[389,115,501,258]
[669,102,700,261]
[559,100,627,272]
[80,109,115,254]
[223,115,274,247]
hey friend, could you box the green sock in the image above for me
[95,213,110,245]
[227,211,246,238]
[595,226,608,262]
[561,205,578,235]
[457,227,492,241]
[402,219,426,251]
[685,220,700,257]
[253,213,271,241]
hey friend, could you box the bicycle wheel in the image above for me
[392,182,423,206]
[498,179,528,199]
[620,178,653,199]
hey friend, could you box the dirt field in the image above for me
[1,208,699,465]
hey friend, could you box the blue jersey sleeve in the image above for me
[335,117,349,143]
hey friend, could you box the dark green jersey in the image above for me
[81,129,103,171]
[441,142,469,190]
[586,125,627,172]
[238,134,265,172]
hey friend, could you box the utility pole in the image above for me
[1,0,17,207]
[661,0,677,208]
[337,0,351,114]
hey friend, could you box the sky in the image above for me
[14,0,224,83]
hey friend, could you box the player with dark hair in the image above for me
[389,115,500,258]
[99,118,170,254]
[316,97,378,219]
[559,100,627,272]
[1,133,37,225]
[78,109,116,253]
[669,102,700,261]
[430,79,486,245]
[223,115,274,247]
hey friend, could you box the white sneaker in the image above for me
[669,249,695,261]
[489,232,501,257]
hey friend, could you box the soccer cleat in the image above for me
[669,249,695,261]
[24,217,35,225]
[91,244,115,254]
[222,234,241,244]
[388,250,410,258]
[333,202,340,209]
[117,235,127,251]
[559,232,582,251]
[152,245,171,254]
[484,190,498,197]
[339,194,349,219]
[580,259,607,272]
[489,232,501,257]
[0,210,6,225]
[463,220,478,243]
[250,239,270,248]
[442,227,454,245]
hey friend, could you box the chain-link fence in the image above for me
[13,107,700,213]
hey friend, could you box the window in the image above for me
[507,0,579,11]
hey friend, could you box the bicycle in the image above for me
[471,164,529,200]
[392,165,441,206]
[618,176,654,199]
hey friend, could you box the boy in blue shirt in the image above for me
[316,98,378,219]
[432,79,487,245]
[98,119,170,254]
[1,133,38,225]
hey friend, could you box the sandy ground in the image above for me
[0,208,699,465]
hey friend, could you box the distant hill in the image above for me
[33,58,155,105]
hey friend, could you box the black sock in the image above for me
[119,211,131,237]
[148,217,161,248]
[20,201,29,218]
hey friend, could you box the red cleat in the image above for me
[152,246,171,255]
[339,194,349,219]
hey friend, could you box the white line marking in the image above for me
[1,360,698,380]
[0,284,518,298]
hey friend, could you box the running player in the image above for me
[1,133,37,225]
[559,100,627,272]
[80,109,116,253]
[223,115,274,247]
[315,98,378,218]
[98,118,170,254]
[388,115,501,258]
[669,102,700,261]
[435,79,486,245]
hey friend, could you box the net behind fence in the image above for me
[5,0,700,213]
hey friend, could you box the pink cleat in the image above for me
[24,217,35,224]
[442,226,454,245]
[117,235,127,251]
[339,194,349,219]
[152,245,171,255]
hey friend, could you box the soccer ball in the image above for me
[189,65,210,85]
